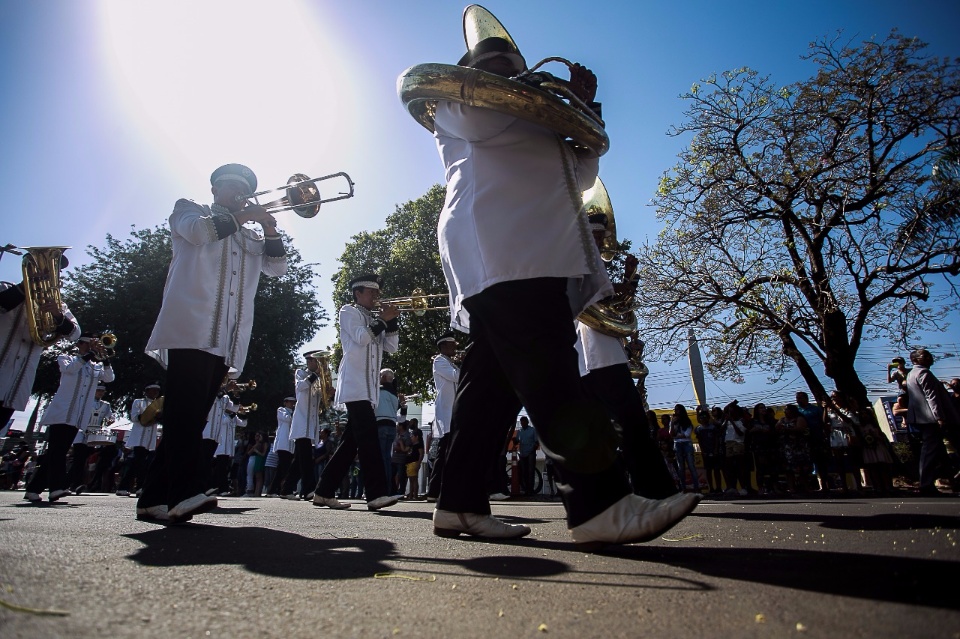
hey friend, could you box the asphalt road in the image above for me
[0,491,957,639]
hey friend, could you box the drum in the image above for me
[85,429,118,446]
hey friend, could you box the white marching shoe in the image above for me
[569,492,701,551]
[433,509,531,539]
[313,495,351,509]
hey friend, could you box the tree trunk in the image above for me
[779,330,830,404]
[821,309,869,409]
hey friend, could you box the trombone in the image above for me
[236,172,355,219]
[376,288,449,317]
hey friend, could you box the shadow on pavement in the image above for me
[603,545,958,610]
[124,526,572,581]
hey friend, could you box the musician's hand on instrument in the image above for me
[379,303,400,322]
[38,301,64,322]
[569,63,597,103]
[261,215,279,235]
[237,204,270,225]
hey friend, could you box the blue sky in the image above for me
[1,0,958,411]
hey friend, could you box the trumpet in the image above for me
[237,172,355,219]
[236,403,258,416]
[233,379,257,393]
[99,332,117,350]
[376,288,449,317]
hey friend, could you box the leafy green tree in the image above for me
[33,225,326,430]
[638,31,960,408]
[332,185,454,398]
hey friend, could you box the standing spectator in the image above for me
[888,357,910,389]
[514,416,539,495]
[776,404,811,495]
[859,411,895,495]
[825,392,864,495]
[796,391,830,492]
[721,401,751,497]
[391,421,411,496]
[669,405,700,493]
[694,408,723,495]
[905,349,960,496]
[245,431,268,497]
[749,403,780,495]
[405,428,424,500]
[656,414,681,491]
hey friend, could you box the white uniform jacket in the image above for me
[0,282,81,411]
[145,199,287,374]
[203,393,238,444]
[335,304,399,406]
[289,369,323,443]
[431,354,460,439]
[433,102,612,332]
[574,320,629,376]
[128,397,159,451]
[40,354,114,428]
[272,406,294,454]
[73,400,114,445]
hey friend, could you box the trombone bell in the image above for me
[241,172,355,219]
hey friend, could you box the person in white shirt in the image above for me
[426,332,460,501]
[281,353,328,500]
[575,213,678,500]
[266,396,296,496]
[425,6,699,545]
[313,273,400,511]
[201,386,239,496]
[25,333,114,503]
[117,382,162,496]
[138,163,288,523]
[0,256,82,429]
[67,383,114,494]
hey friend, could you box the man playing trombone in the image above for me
[313,273,400,511]
[139,163,288,522]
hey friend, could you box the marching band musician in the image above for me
[0,257,81,430]
[117,383,162,497]
[574,213,678,500]
[312,274,400,511]
[281,353,325,500]
[67,384,114,495]
[426,332,460,502]
[201,382,239,497]
[138,163,288,523]
[425,6,699,544]
[25,333,114,503]
[266,396,296,497]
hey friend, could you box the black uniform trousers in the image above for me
[26,424,78,494]
[426,433,450,499]
[317,400,389,502]
[67,442,90,489]
[138,349,228,509]
[118,446,151,492]
[436,278,631,528]
[582,363,679,500]
[281,438,315,497]
[268,449,293,495]
[89,443,117,491]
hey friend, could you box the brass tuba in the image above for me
[21,246,71,347]
[577,178,639,338]
[305,351,336,410]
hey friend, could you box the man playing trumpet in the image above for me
[25,333,114,503]
[313,273,400,511]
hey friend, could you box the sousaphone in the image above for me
[397,5,609,157]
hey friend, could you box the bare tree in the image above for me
[638,31,960,407]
